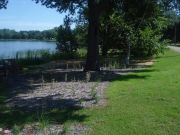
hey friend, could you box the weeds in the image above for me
[61,124,69,135]
[38,113,50,135]
[12,124,21,135]
[90,83,99,104]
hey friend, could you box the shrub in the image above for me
[131,27,168,58]
[56,17,77,53]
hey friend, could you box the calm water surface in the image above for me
[0,40,56,59]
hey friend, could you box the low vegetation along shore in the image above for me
[0,49,179,135]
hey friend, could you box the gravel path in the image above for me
[169,46,180,52]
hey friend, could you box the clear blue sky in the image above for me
[0,0,66,31]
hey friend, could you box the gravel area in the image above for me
[19,123,87,135]
[0,123,87,135]
[6,81,109,110]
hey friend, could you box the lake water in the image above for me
[0,40,56,59]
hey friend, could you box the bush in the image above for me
[99,12,134,56]
[56,17,77,53]
[131,27,168,58]
[100,12,169,58]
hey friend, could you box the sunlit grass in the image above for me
[83,50,180,135]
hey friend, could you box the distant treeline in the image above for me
[0,28,57,40]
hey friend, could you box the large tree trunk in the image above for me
[84,0,100,71]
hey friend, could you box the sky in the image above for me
[0,0,66,31]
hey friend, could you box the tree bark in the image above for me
[84,0,100,71]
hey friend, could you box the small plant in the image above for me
[12,125,21,135]
[85,72,91,82]
[73,76,76,82]
[38,113,50,135]
[65,73,68,82]
[90,83,99,103]
[61,124,69,135]
[90,89,97,99]
[79,98,85,104]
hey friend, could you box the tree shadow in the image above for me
[0,80,88,128]
[0,94,88,128]
[111,74,150,82]
[4,68,156,96]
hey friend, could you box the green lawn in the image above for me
[82,50,180,135]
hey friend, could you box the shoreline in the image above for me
[0,39,56,42]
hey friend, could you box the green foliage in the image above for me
[56,17,77,53]
[32,0,86,14]
[16,49,53,66]
[0,28,57,40]
[13,48,86,67]
[38,113,50,132]
[99,8,169,58]
[100,12,133,56]
[122,0,159,26]
[12,125,21,135]
[131,27,168,57]
[61,124,69,135]
[74,25,88,48]
[131,15,170,58]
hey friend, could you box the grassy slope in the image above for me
[82,50,180,135]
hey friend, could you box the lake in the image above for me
[0,40,57,59]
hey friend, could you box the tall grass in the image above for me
[15,48,87,66]
[16,49,51,60]
[5,48,124,68]
[16,49,54,66]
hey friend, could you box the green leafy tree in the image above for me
[99,12,134,66]
[73,24,88,48]
[56,16,77,53]
[0,28,57,40]
[31,0,115,71]
[99,0,171,60]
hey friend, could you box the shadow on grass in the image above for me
[0,99,88,128]
[0,82,88,128]
[156,54,180,59]
[111,74,150,82]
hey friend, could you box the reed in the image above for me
[15,49,54,66]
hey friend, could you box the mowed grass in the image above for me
[82,50,180,135]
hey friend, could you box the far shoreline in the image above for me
[0,39,56,42]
